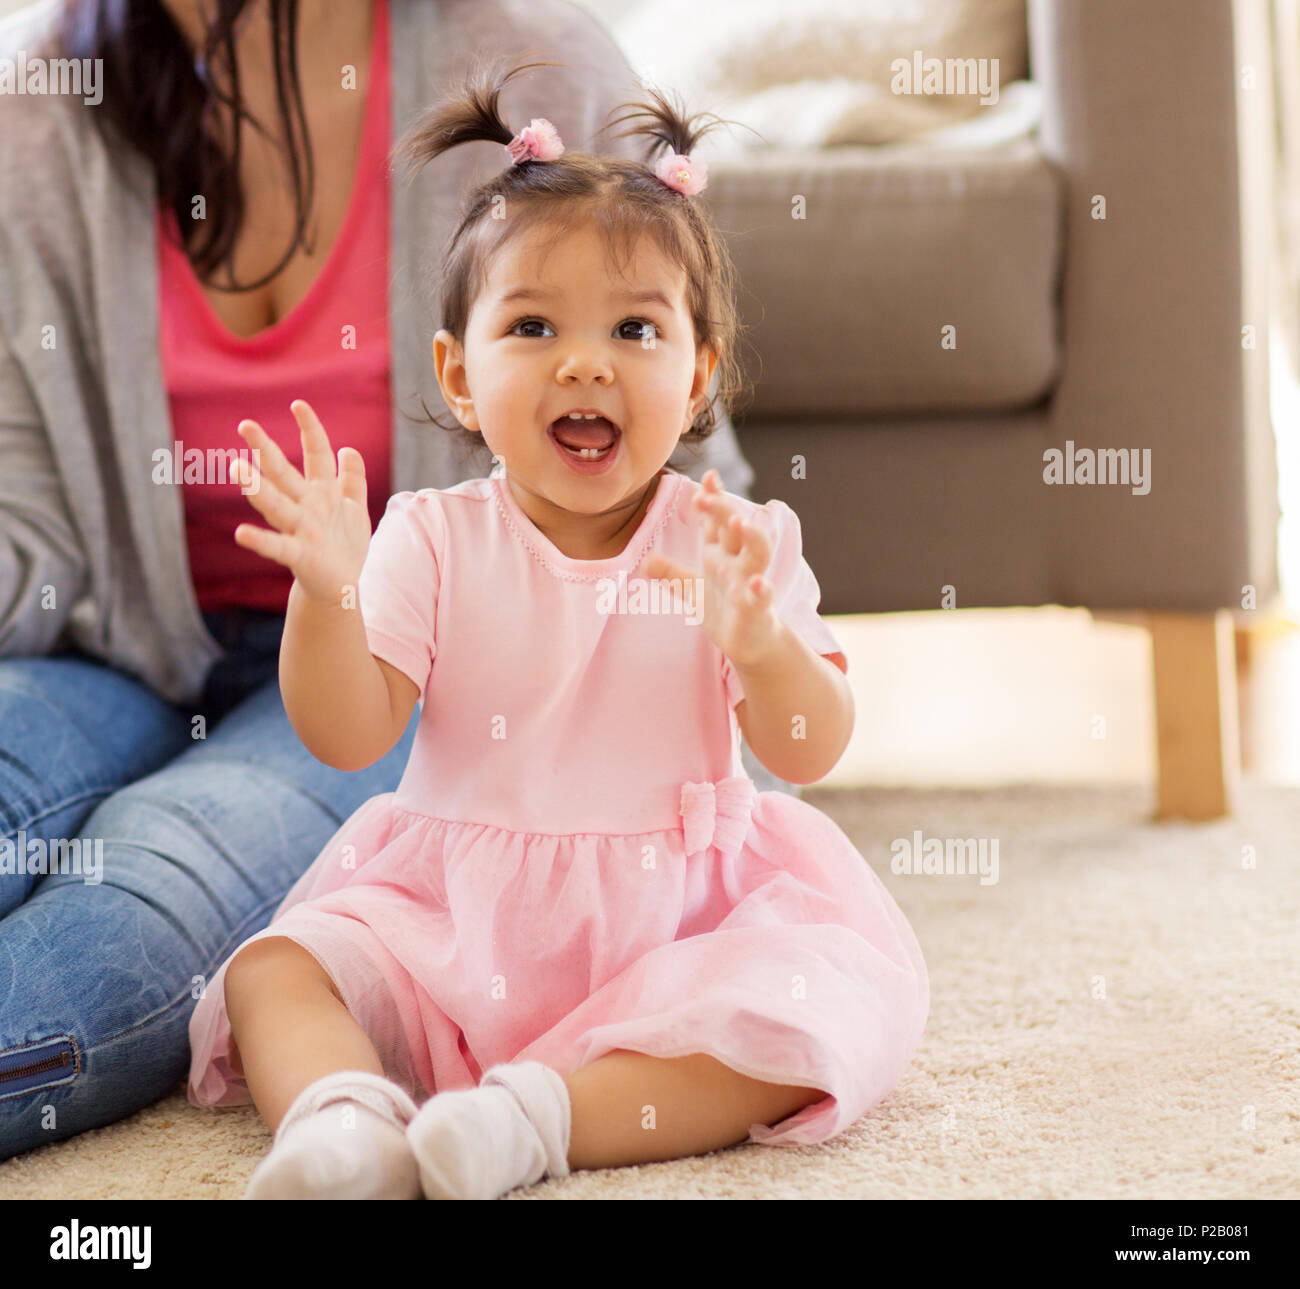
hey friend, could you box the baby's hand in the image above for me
[641,469,782,669]
[232,400,372,608]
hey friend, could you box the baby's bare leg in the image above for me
[224,935,383,1133]
[564,1049,825,1170]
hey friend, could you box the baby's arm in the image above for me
[642,469,853,785]
[280,581,419,772]
[234,400,419,772]
[732,632,852,785]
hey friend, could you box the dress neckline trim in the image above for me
[490,468,684,581]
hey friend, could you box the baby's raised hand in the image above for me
[641,469,782,669]
[232,399,372,607]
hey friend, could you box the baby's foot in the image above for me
[406,1060,572,1200]
[244,1069,421,1200]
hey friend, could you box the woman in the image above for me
[0,0,760,1161]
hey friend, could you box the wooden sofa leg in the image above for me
[1145,611,1240,820]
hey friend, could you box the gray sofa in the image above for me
[690,0,1281,820]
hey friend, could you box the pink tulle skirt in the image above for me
[187,780,929,1146]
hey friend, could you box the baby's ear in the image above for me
[695,341,720,389]
[432,328,460,372]
[432,330,477,431]
[689,343,720,418]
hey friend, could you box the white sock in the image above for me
[405,1060,572,1200]
[243,1069,422,1200]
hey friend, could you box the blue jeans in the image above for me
[0,608,420,1160]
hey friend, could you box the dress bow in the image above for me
[678,775,758,858]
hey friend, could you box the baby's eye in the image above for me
[619,319,658,343]
[510,318,554,338]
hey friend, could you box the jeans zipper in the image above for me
[0,1050,73,1083]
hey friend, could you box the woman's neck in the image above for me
[158,0,375,78]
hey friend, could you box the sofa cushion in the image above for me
[701,136,1062,417]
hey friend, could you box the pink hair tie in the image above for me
[653,150,707,196]
[505,118,565,165]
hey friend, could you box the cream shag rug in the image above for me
[2,780,1297,1199]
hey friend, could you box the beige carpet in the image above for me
[2,779,1297,1199]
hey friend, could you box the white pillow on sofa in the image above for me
[577,0,1033,155]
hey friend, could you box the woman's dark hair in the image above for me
[53,0,316,289]
[394,56,751,452]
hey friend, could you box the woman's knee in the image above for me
[0,655,190,803]
[51,770,297,948]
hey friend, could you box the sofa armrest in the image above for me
[1027,0,1279,609]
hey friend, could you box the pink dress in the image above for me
[187,466,930,1145]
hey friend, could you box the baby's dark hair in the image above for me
[393,56,751,458]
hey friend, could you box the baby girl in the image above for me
[186,57,930,1200]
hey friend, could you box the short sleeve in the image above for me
[721,498,848,710]
[356,490,442,703]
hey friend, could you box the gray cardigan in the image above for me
[0,0,753,707]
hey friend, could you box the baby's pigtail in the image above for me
[597,83,730,168]
[393,55,563,179]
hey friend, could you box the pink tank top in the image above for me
[158,0,392,614]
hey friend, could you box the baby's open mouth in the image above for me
[549,412,620,461]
